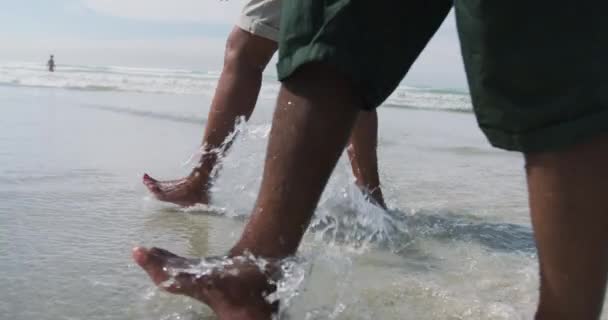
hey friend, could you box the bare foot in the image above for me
[143,171,210,207]
[133,247,279,320]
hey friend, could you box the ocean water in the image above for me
[0,63,605,319]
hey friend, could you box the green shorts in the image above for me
[277,0,608,152]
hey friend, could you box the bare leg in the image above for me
[526,135,608,320]
[230,63,362,257]
[143,27,277,207]
[135,63,362,318]
[347,110,387,209]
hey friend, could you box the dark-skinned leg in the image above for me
[135,63,363,319]
[347,110,387,209]
[143,27,277,207]
[526,135,608,320]
[230,63,362,257]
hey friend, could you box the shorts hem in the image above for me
[237,16,279,42]
[481,107,608,153]
[277,43,380,110]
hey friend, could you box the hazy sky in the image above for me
[0,0,468,89]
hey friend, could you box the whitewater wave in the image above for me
[0,62,473,112]
[0,62,220,96]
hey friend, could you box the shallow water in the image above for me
[0,82,605,319]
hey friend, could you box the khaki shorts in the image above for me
[237,0,281,41]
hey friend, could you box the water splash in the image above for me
[149,114,540,319]
[160,251,309,318]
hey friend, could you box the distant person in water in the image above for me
[134,1,608,319]
[142,0,387,209]
[47,55,55,72]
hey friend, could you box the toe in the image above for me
[132,246,149,266]
[143,176,162,193]
[143,174,159,187]
[132,246,172,286]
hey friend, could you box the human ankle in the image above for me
[190,165,212,182]
[229,238,296,260]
